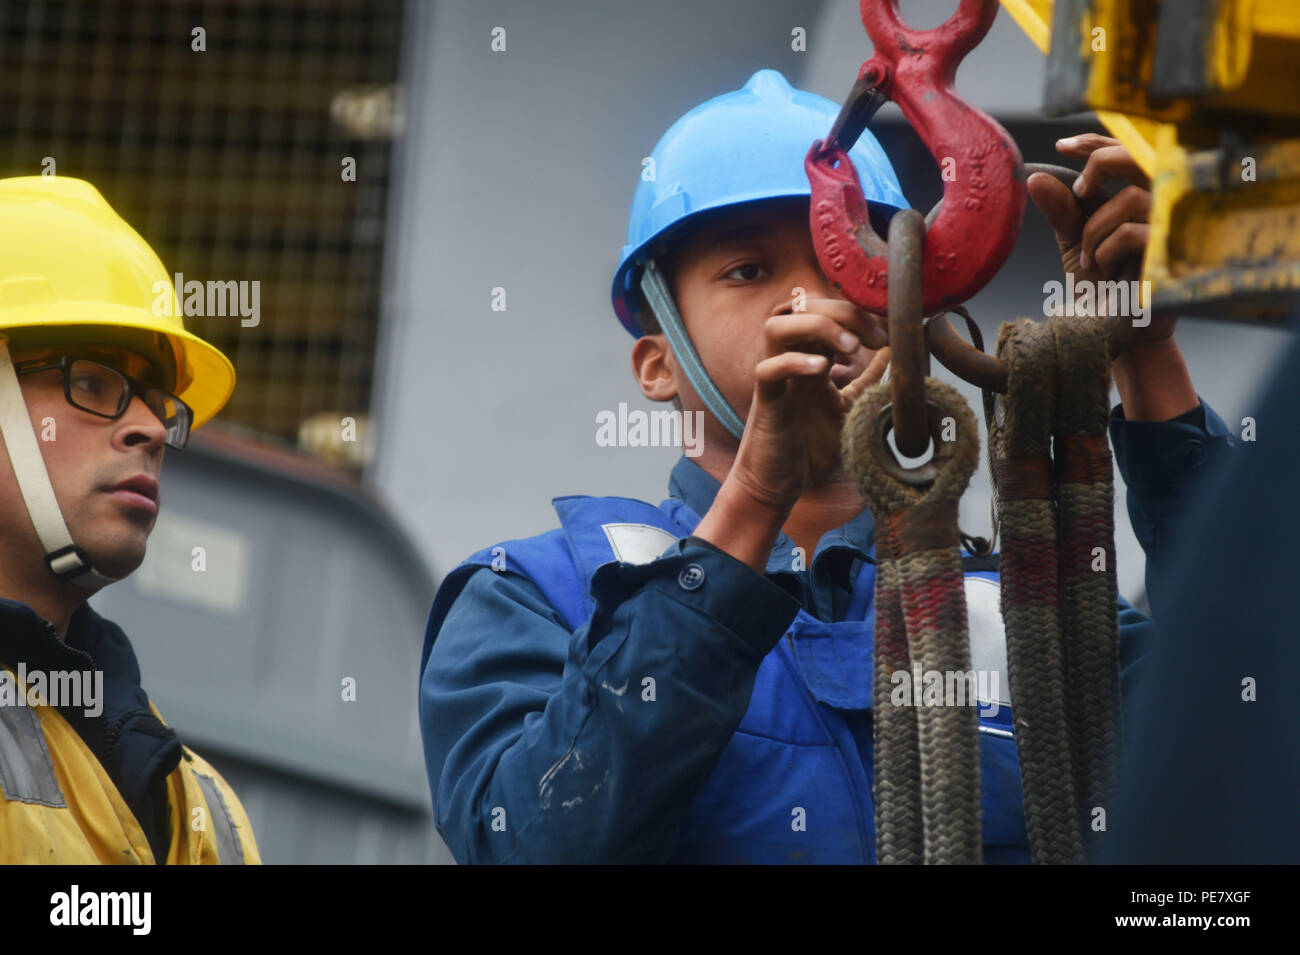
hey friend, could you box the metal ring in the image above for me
[869,399,950,488]
[926,311,1009,393]
[1024,161,1110,218]
[887,208,930,458]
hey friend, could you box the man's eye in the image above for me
[70,375,106,396]
[724,263,766,281]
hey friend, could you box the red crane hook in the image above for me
[805,0,1026,315]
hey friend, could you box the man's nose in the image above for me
[113,395,167,451]
[789,258,843,303]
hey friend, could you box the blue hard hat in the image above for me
[611,69,909,336]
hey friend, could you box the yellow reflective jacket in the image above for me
[0,675,260,864]
[0,598,261,865]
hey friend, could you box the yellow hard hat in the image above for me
[0,176,235,428]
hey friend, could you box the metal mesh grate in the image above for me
[0,0,404,464]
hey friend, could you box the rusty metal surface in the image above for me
[926,311,1010,393]
[1042,0,1093,116]
[1147,135,1300,321]
[926,306,1133,394]
[888,209,930,457]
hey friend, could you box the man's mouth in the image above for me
[105,475,159,514]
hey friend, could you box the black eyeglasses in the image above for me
[15,356,192,449]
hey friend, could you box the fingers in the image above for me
[1053,133,1119,158]
[838,346,891,405]
[1031,147,1154,280]
[814,299,888,350]
[1080,184,1151,272]
[765,311,859,363]
[1072,143,1150,199]
[1027,171,1086,254]
[779,295,887,348]
[764,306,879,363]
[754,351,830,399]
[861,314,889,350]
[1091,221,1149,280]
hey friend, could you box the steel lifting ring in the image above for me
[805,0,1026,316]
[925,309,1009,394]
[925,307,1135,395]
[888,208,930,457]
[868,398,953,488]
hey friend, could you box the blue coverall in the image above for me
[420,399,1233,863]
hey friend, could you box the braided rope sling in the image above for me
[845,378,983,864]
[989,313,1121,863]
[842,313,1121,864]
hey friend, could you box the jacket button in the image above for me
[678,563,706,591]
[1184,441,1207,470]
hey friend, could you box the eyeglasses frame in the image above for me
[13,354,193,449]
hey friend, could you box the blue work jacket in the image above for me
[420,399,1233,863]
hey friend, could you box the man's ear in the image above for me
[631,333,678,403]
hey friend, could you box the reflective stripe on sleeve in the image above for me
[0,702,67,807]
[192,771,246,865]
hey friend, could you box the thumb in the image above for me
[1027,172,1085,255]
[839,346,891,405]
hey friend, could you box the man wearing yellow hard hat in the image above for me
[0,176,260,863]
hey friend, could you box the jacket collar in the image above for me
[666,455,876,575]
[0,597,99,674]
[0,597,181,861]
[0,596,158,745]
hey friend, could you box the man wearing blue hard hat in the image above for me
[419,71,1230,863]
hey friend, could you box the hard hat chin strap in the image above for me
[639,259,747,441]
[0,339,119,591]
